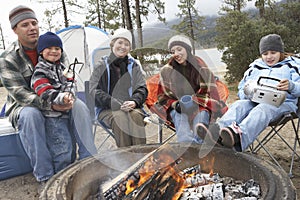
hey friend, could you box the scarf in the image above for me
[107,53,131,99]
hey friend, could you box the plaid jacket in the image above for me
[0,40,68,127]
[157,56,225,121]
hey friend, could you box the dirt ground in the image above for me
[0,86,299,200]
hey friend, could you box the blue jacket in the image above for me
[238,56,300,105]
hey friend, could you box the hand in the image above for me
[244,80,256,98]
[63,92,75,104]
[172,101,181,113]
[52,103,72,112]
[120,101,136,112]
[277,79,289,91]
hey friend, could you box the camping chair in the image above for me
[144,73,228,144]
[84,81,115,150]
[250,102,300,177]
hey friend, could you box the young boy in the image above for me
[31,31,96,173]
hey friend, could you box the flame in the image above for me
[125,179,136,195]
[209,168,214,177]
[125,152,183,196]
[124,153,216,200]
[209,156,215,176]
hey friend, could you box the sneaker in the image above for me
[195,123,221,145]
[219,122,242,148]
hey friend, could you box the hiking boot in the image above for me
[219,122,242,149]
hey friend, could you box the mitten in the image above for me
[172,101,181,113]
[244,80,256,99]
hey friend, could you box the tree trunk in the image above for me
[121,0,135,48]
[96,0,101,29]
[255,0,265,18]
[135,0,143,48]
[187,0,195,54]
[61,0,69,27]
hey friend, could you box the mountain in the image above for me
[141,16,219,49]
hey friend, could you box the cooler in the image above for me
[0,118,32,180]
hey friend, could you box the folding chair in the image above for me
[144,74,228,144]
[250,104,300,177]
[83,81,115,150]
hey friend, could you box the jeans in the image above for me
[18,107,55,182]
[70,99,97,159]
[170,109,210,144]
[45,117,73,173]
[218,99,296,151]
[18,99,97,182]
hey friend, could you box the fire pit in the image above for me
[39,144,296,200]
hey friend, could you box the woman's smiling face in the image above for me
[170,45,188,65]
[112,38,131,58]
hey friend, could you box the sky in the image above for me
[0,0,256,46]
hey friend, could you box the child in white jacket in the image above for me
[216,34,300,151]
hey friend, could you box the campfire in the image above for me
[39,144,297,200]
[100,147,261,200]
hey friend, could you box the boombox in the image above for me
[248,76,286,107]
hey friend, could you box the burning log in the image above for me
[122,167,183,200]
[101,151,261,200]
[102,144,183,199]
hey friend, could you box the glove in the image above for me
[173,101,181,113]
[244,80,256,99]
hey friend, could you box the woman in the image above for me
[217,34,300,151]
[157,35,226,144]
[89,28,148,147]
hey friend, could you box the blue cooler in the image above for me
[0,118,32,180]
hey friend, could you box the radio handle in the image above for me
[257,76,281,89]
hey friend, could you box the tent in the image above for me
[57,25,110,92]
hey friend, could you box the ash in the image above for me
[179,165,261,200]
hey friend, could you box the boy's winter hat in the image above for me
[168,35,192,52]
[111,28,132,45]
[259,34,284,54]
[37,32,63,54]
[9,5,37,29]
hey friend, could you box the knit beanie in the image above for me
[9,5,37,29]
[111,28,132,45]
[168,35,193,53]
[37,32,63,54]
[259,34,284,54]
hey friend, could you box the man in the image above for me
[0,5,97,185]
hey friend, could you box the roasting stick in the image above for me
[115,98,176,132]
[102,139,176,192]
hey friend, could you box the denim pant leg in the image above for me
[239,102,295,151]
[170,110,194,143]
[218,100,256,128]
[70,99,97,159]
[18,107,54,182]
[45,117,73,173]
